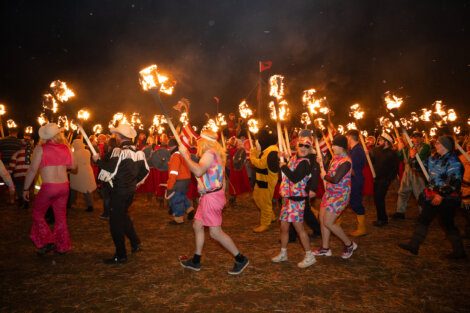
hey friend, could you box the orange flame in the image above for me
[93,124,103,134]
[25,126,33,134]
[238,100,253,119]
[0,104,5,115]
[139,64,175,95]
[349,103,364,120]
[77,109,90,121]
[384,91,403,110]
[50,80,75,102]
[7,119,17,128]
[300,112,311,126]
[269,75,285,100]
[247,118,259,134]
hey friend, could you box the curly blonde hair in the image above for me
[197,130,226,167]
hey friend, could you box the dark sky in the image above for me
[0,0,469,131]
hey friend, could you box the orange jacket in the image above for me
[167,151,191,191]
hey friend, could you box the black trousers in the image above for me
[109,192,140,258]
[374,179,392,222]
[289,198,321,241]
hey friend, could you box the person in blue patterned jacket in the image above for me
[399,135,466,259]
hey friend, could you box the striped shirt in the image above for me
[0,136,23,164]
[9,149,30,180]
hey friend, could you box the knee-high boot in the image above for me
[398,223,428,255]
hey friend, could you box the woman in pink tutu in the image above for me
[22,123,74,255]
[178,130,249,275]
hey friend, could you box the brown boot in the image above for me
[350,215,368,237]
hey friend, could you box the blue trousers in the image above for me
[350,178,365,215]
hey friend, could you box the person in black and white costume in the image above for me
[93,124,149,264]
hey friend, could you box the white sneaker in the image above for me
[341,242,358,259]
[271,252,288,263]
[297,253,316,268]
[312,247,332,256]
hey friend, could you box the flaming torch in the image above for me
[139,64,181,146]
[93,124,103,135]
[385,92,430,181]
[269,75,289,160]
[215,113,227,149]
[0,103,5,137]
[443,108,470,162]
[300,112,311,129]
[247,118,259,135]
[25,126,33,135]
[239,100,255,148]
[302,88,328,169]
[349,103,376,178]
[7,119,17,129]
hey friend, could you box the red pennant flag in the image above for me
[259,60,272,72]
[179,123,200,149]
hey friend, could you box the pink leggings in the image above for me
[30,182,71,253]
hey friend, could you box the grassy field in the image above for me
[1,183,469,312]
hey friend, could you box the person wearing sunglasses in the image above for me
[272,136,316,268]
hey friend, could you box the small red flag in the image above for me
[259,60,272,72]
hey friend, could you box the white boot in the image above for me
[271,249,288,263]
[298,251,316,268]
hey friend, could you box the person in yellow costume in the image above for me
[250,128,279,233]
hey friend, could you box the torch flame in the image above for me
[410,112,420,123]
[0,104,5,115]
[50,80,75,102]
[7,119,17,128]
[346,122,357,130]
[139,64,175,95]
[384,91,403,110]
[37,113,48,126]
[203,119,219,132]
[314,118,326,130]
[269,75,285,100]
[300,112,311,126]
[337,125,345,135]
[430,127,437,137]
[42,93,59,113]
[447,109,457,122]
[349,103,364,120]
[216,113,227,127]
[302,89,327,115]
[25,126,33,134]
[238,100,253,119]
[57,115,69,131]
[453,126,460,135]
[268,101,277,120]
[77,109,90,121]
[93,124,103,134]
[152,115,167,127]
[247,118,259,134]
[278,100,289,121]
[419,108,432,122]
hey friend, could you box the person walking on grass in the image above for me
[271,136,316,268]
[399,135,466,259]
[313,135,358,259]
[22,123,74,255]
[178,129,249,275]
[93,124,149,264]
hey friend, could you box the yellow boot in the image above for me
[350,215,367,237]
[253,225,270,233]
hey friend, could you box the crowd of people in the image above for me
[0,113,469,275]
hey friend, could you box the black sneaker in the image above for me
[392,212,405,220]
[187,210,195,221]
[103,256,128,264]
[373,220,388,227]
[131,244,142,254]
[228,257,249,275]
[180,258,201,271]
[398,243,418,255]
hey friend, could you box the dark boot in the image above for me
[446,230,467,259]
[399,223,428,255]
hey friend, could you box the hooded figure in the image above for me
[249,127,279,232]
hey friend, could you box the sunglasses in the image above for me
[298,144,311,149]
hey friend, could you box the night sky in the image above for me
[1,0,469,131]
